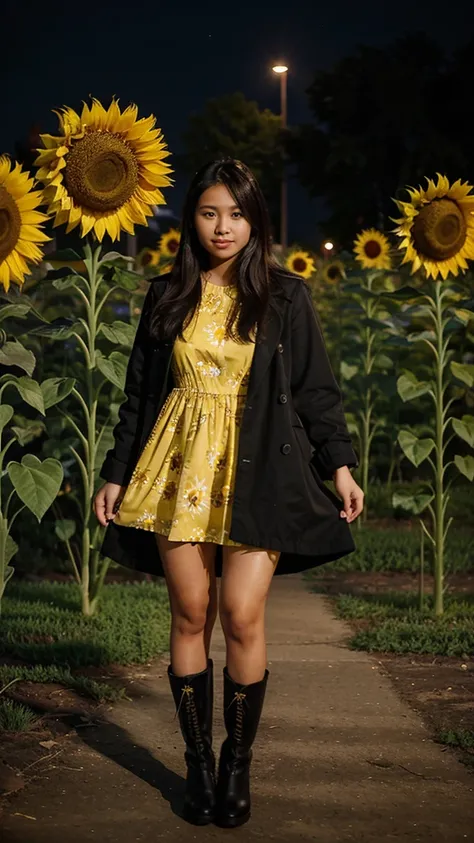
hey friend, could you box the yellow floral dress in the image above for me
[114,281,255,545]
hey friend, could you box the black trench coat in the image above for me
[100,271,359,577]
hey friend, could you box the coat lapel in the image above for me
[247,287,289,399]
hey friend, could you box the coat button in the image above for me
[281,443,291,455]
[279,393,288,404]
[277,343,284,353]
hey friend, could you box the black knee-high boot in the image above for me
[215,665,269,828]
[167,658,216,825]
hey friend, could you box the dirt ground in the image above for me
[1,569,473,827]
[306,569,474,770]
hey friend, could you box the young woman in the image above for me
[94,158,363,828]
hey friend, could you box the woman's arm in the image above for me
[290,280,358,480]
[99,281,156,486]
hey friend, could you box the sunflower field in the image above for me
[1,90,474,622]
[283,175,474,616]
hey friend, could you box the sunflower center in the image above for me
[412,198,467,261]
[168,238,179,254]
[327,265,341,280]
[364,240,382,259]
[293,258,307,273]
[64,132,138,212]
[0,185,21,261]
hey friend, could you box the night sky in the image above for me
[3,0,473,243]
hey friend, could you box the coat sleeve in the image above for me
[290,281,358,480]
[99,282,156,486]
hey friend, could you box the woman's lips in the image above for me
[212,240,234,248]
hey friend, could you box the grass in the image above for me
[0,698,39,732]
[303,524,474,575]
[437,730,474,751]
[332,592,474,656]
[0,581,171,726]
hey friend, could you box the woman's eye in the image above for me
[203,211,215,218]
[232,212,243,218]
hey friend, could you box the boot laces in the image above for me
[175,683,206,755]
[226,690,247,744]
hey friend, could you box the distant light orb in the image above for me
[323,240,334,251]
[272,65,288,74]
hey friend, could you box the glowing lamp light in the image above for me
[323,241,334,251]
[272,65,288,74]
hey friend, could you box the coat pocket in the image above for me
[292,419,315,463]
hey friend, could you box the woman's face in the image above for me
[194,183,252,264]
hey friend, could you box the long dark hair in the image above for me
[149,158,281,342]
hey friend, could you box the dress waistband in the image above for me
[172,386,247,398]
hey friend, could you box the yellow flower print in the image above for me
[133,511,156,530]
[181,477,209,516]
[204,321,227,348]
[130,467,150,487]
[211,486,233,508]
[162,481,178,501]
[196,359,223,377]
[169,450,184,472]
[206,446,220,470]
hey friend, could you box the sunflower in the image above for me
[140,249,161,268]
[159,261,174,276]
[285,250,315,279]
[159,227,181,257]
[392,174,474,280]
[354,229,392,270]
[0,156,50,291]
[322,259,345,284]
[34,98,172,242]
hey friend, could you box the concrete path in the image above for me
[2,574,473,842]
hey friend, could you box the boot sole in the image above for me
[183,807,216,826]
[214,811,251,828]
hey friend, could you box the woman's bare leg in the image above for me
[157,536,217,676]
[219,546,279,684]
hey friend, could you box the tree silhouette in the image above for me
[287,33,473,245]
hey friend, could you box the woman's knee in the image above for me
[219,602,264,643]
[172,595,210,637]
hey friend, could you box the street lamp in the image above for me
[272,64,288,250]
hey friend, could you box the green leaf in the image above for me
[28,318,79,340]
[7,454,63,522]
[392,490,434,514]
[99,321,135,347]
[11,419,46,446]
[397,374,432,402]
[398,430,435,466]
[452,415,474,448]
[111,267,142,291]
[374,353,393,370]
[0,405,13,435]
[15,377,45,415]
[450,361,474,388]
[0,303,31,323]
[406,330,436,343]
[40,377,75,410]
[52,275,82,291]
[386,285,420,300]
[100,251,133,265]
[454,454,474,482]
[54,519,76,541]
[340,361,359,381]
[452,308,473,326]
[5,535,18,566]
[95,350,128,390]
[0,341,36,376]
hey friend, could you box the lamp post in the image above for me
[272,64,288,250]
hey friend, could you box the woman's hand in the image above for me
[93,482,126,527]
[332,466,364,524]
